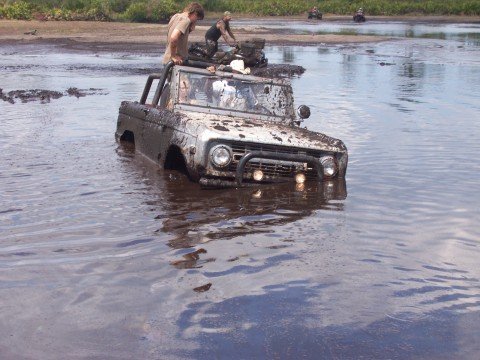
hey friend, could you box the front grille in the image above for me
[225,141,327,180]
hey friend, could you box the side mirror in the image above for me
[297,105,311,119]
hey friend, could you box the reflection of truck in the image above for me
[115,61,348,188]
[163,180,347,249]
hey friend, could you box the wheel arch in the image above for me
[164,144,189,175]
[119,130,135,144]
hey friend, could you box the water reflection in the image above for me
[282,47,295,63]
[317,47,330,55]
[1,22,480,358]
[115,142,347,250]
[162,178,346,249]
[464,32,480,46]
[393,60,426,111]
[340,54,359,86]
[236,19,480,44]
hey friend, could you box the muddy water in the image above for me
[1,22,480,359]
[240,18,480,44]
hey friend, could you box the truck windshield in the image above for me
[177,71,294,118]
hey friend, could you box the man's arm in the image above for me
[227,27,236,42]
[218,21,235,46]
[168,28,184,65]
[227,26,237,41]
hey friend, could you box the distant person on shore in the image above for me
[204,11,237,58]
[163,2,204,65]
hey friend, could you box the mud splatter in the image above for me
[267,244,290,249]
[193,283,212,292]
[66,87,107,98]
[0,88,15,104]
[170,248,209,269]
[0,87,108,104]
[1,88,62,104]
[270,132,284,142]
[213,125,230,132]
[251,64,306,78]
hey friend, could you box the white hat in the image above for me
[230,59,250,75]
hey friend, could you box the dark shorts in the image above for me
[205,38,218,57]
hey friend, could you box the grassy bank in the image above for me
[1,0,479,22]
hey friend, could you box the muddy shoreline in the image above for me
[2,16,479,54]
[3,16,478,54]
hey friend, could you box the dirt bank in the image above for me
[1,16,478,54]
[0,19,390,54]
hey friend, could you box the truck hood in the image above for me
[179,111,347,153]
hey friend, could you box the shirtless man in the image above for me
[163,2,204,65]
[204,11,237,58]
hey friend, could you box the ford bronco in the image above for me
[115,61,348,188]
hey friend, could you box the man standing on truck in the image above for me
[204,11,237,58]
[163,2,205,65]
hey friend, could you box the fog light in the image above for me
[295,172,306,184]
[253,169,264,181]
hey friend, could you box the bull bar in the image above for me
[235,151,324,186]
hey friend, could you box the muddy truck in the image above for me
[115,61,348,188]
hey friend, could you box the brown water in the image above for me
[1,22,480,359]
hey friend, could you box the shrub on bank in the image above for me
[304,0,480,16]
[42,6,109,20]
[204,0,480,16]
[1,1,33,20]
[121,0,177,22]
[108,0,130,13]
[0,0,112,20]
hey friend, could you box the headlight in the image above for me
[320,156,338,178]
[210,145,232,168]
